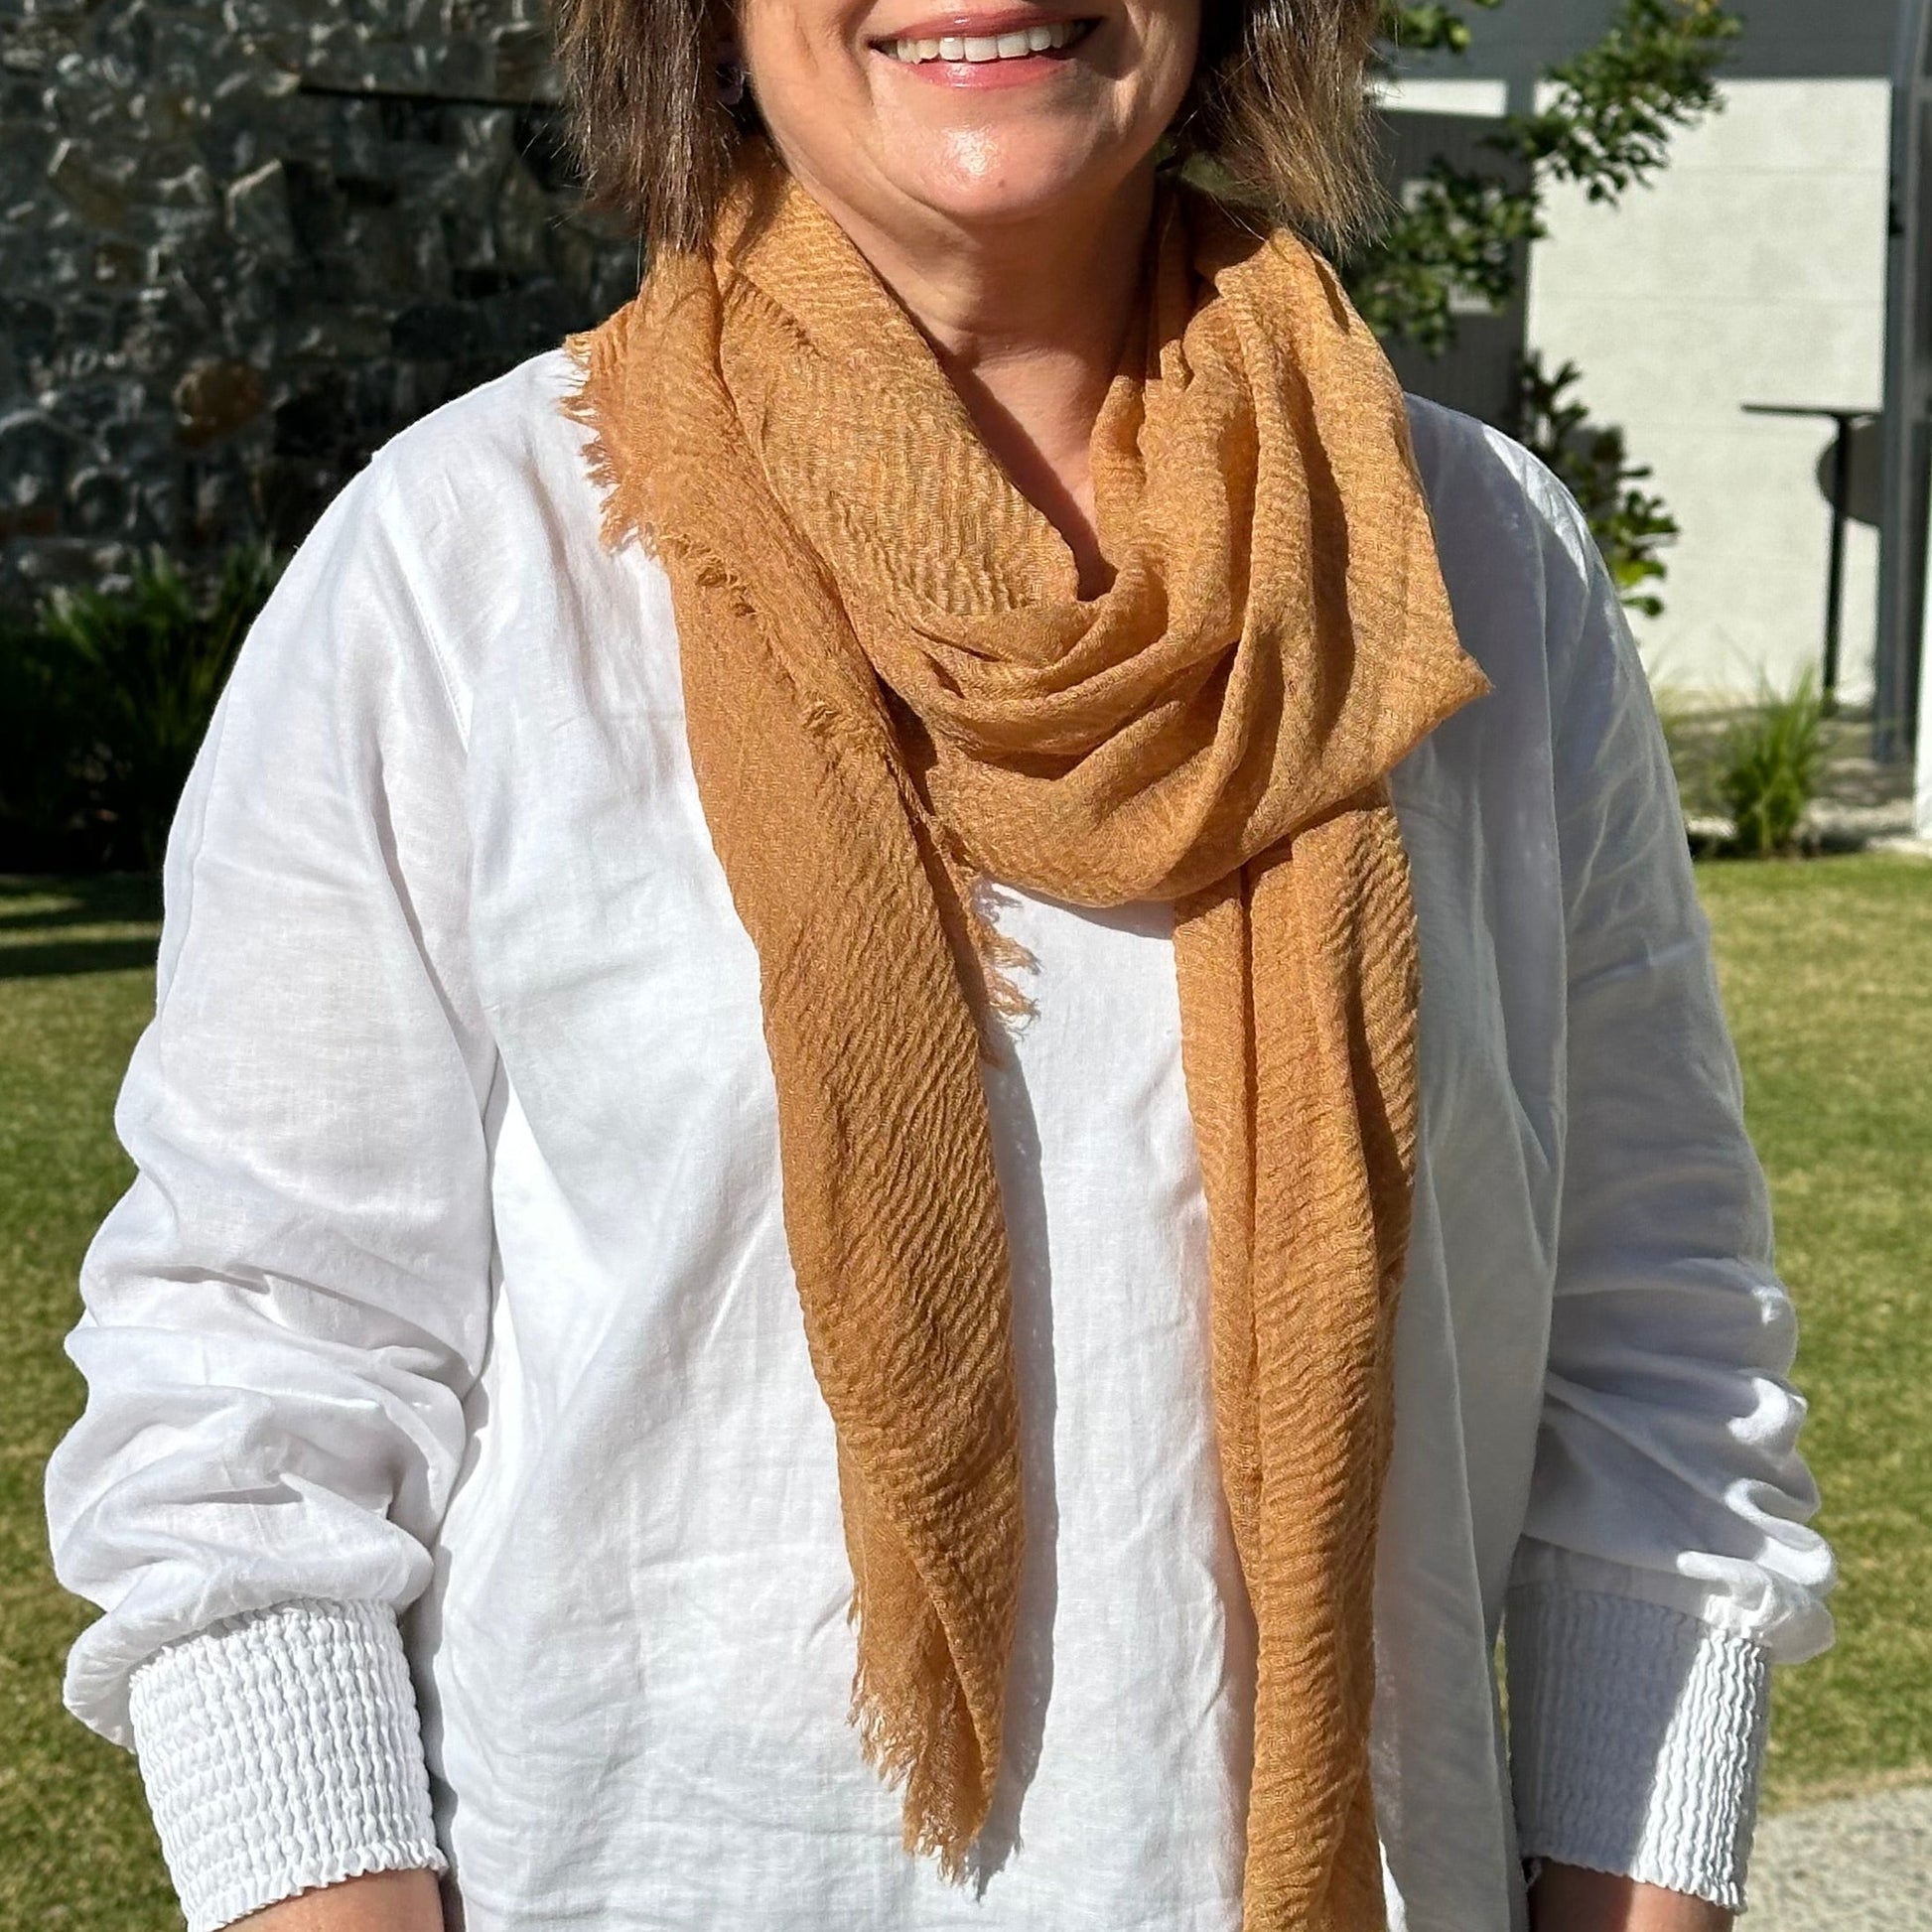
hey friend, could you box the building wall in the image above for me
[0,0,635,612]
[1395,0,1898,703]
[1396,0,1897,98]
[1527,78,1893,702]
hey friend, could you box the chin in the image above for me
[886,127,1137,228]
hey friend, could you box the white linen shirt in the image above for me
[45,351,1835,1932]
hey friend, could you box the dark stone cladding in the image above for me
[1,0,639,611]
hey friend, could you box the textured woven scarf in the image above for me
[567,140,1487,1930]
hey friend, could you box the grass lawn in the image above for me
[1,875,175,1929]
[1698,855,1932,1807]
[1,856,1927,1923]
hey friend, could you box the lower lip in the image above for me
[870,32,1091,87]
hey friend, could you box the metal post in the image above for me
[1824,415,1854,711]
[1742,404,1876,712]
[1877,0,1932,762]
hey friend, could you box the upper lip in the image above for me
[867,8,1096,44]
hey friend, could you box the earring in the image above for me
[715,40,749,108]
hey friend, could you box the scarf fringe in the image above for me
[844,1594,984,1883]
[561,329,650,562]
[965,878,1038,1027]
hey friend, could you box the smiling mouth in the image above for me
[871,16,1098,66]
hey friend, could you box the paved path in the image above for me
[1747,1785,1932,1928]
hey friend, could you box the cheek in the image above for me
[1141,3,1200,126]
[738,0,862,125]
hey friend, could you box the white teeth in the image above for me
[883,18,1084,63]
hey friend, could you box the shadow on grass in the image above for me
[0,903,115,934]
[0,939,160,981]
[0,876,161,980]
[0,874,161,920]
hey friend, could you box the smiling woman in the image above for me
[554,0,1382,250]
[43,3,1833,1932]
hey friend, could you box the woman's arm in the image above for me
[1500,463,1835,1914]
[1532,1864,1731,1932]
[233,1870,444,1932]
[45,454,495,1931]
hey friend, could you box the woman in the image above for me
[44,0,1834,1928]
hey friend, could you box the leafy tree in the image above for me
[1516,355,1679,617]
[1357,0,1741,611]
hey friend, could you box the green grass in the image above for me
[1,859,1926,1921]
[1,876,175,1928]
[1697,854,1932,1808]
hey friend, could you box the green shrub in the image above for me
[1718,670,1828,858]
[1516,353,1680,618]
[0,612,79,869]
[0,547,278,874]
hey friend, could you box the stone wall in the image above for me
[1,0,638,610]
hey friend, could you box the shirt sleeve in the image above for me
[43,451,495,1929]
[1502,467,1837,1910]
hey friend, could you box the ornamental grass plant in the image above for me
[1717,670,1829,859]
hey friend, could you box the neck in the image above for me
[784,162,1160,597]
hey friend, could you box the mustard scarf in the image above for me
[567,141,1488,1929]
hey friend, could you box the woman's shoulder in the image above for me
[269,348,667,743]
[353,348,615,569]
[1403,394,1600,599]
[1401,392,1624,719]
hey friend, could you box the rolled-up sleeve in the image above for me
[44,452,494,1929]
[1503,473,1837,1910]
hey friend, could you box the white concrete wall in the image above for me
[1525,79,1892,703]
[1375,76,1509,118]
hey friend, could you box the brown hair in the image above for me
[552,0,1385,255]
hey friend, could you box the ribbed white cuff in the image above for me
[1505,1581,1770,1911]
[127,1598,445,1932]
